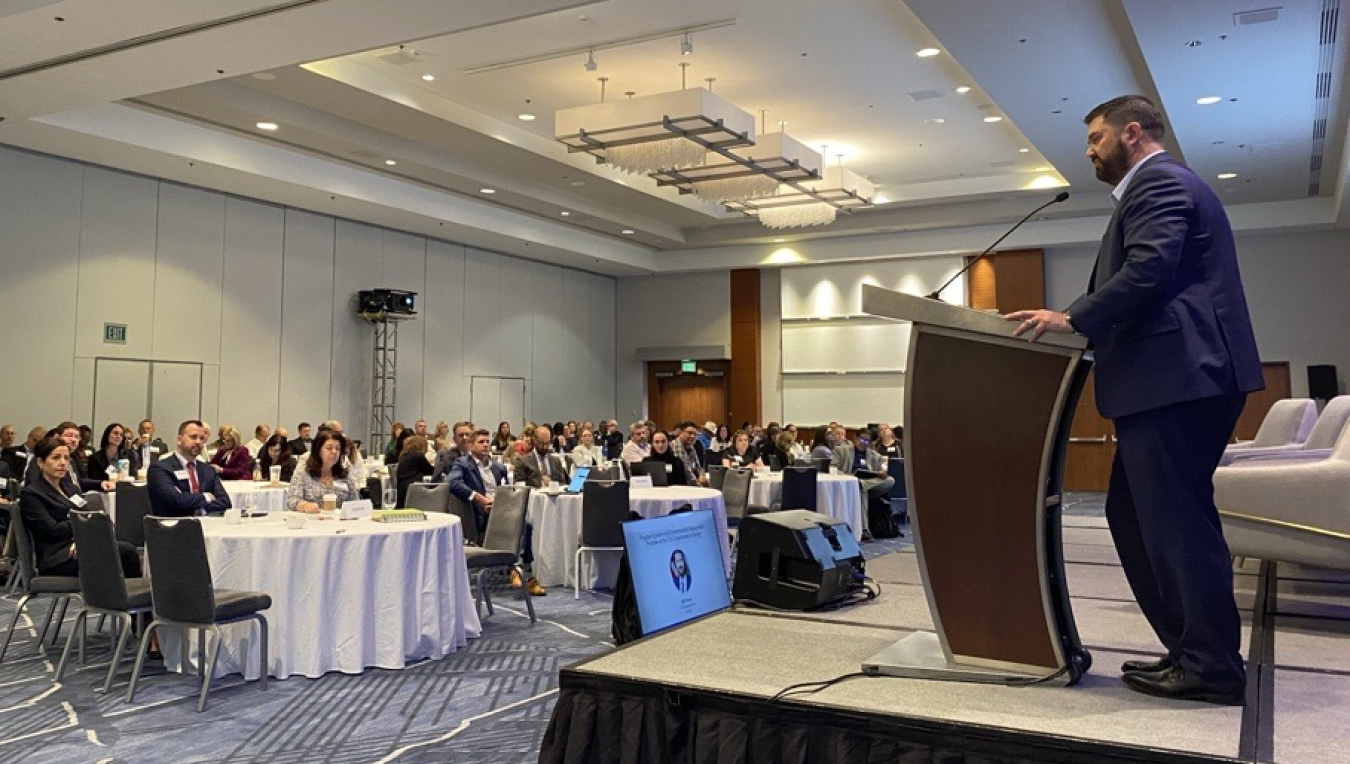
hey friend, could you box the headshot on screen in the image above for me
[670,549,692,593]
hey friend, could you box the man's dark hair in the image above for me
[177,419,205,435]
[298,421,311,430]
[1083,95,1164,142]
[471,428,491,440]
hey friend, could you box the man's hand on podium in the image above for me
[1005,309,1074,341]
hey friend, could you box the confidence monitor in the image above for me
[622,509,731,637]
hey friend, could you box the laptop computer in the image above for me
[630,460,669,487]
[622,509,731,637]
[563,465,590,493]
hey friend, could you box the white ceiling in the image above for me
[1,0,1346,277]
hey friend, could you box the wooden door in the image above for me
[647,360,730,431]
[1063,369,1114,491]
[1231,362,1292,441]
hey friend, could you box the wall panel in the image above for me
[331,220,383,431]
[422,240,468,426]
[74,167,159,360]
[152,184,225,365]
[277,209,336,428]
[219,197,284,434]
[381,231,426,423]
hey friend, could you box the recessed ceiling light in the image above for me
[983,116,1003,123]
[773,238,786,243]
[621,229,635,235]
[560,211,571,216]
[517,113,537,121]
[916,48,941,57]
[1033,166,1053,172]
[956,86,971,94]
[1217,172,1238,179]
[255,121,278,131]
[480,188,496,194]
[1196,95,1222,105]
[384,159,397,166]
[421,74,435,82]
[1018,148,1030,153]
[924,118,945,124]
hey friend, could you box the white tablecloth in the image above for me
[528,486,730,589]
[160,513,481,679]
[104,480,288,523]
[747,472,864,540]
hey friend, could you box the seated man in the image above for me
[431,421,474,482]
[450,429,545,596]
[25,422,115,492]
[619,421,650,464]
[833,428,895,540]
[512,425,568,488]
[147,419,232,517]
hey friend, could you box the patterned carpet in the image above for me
[0,504,929,764]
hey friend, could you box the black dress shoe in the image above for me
[1121,656,1173,674]
[1122,665,1245,706]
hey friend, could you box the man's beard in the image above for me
[1094,143,1130,185]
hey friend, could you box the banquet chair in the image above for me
[464,485,535,624]
[575,481,630,599]
[707,465,729,492]
[114,483,153,549]
[405,483,449,515]
[55,510,153,693]
[1225,395,1350,466]
[1219,398,1317,466]
[888,457,908,524]
[811,457,832,473]
[778,466,818,513]
[587,464,622,482]
[720,468,768,541]
[0,504,82,662]
[448,495,483,546]
[127,517,272,712]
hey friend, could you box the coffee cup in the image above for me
[269,465,282,485]
[136,468,148,482]
[322,493,337,512]
[224,508,242,525]
[286,515,307,530]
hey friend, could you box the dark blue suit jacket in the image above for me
[147,453,232,516]
[447,454,507,504]
[1067,153,1263,419]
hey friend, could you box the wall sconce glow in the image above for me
[255,121,279,131]
[916,48,941,57]
[1217,172,1237,179]
[765,247,805,265]
[1024,175,1062,190]
[1196,95,1222,105]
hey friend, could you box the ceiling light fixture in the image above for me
[518,113,537,121]
[1019,148,1030,153]
[650,131,823,203]
[560,211,571,216]
[1196,95,1222,105]
[916,48,940,57]
[732,161,875,229]
[1217,172,1238,179]
[983,116,1003,123]
[421,74,435,82]
[680,33,693,56]
[924,118,945,124]
[583,50,597,72]
[480,188,496,194]
[956,86,971,94]
[384,159,397,166]
[621,229,636,235]
[255,121,279,131]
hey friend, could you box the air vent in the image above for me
[906,89,944,101]
[1233,7,1280,26]
[1308,0,1337,196]
[988,159,1017,167]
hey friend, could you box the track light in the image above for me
[680,33,693,56]
[583,50,597,72]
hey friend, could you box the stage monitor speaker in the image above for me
[732,509,864,611]
[1309,365,1339,401]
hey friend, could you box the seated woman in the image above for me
[569,427,605,469]
[491,421,515,454]
[431,421,451,453]
[395,434,434,508]
[285,432,363,513]
[20,438,141,578]
[809,426,835,461]
[721,430,764,469]
[709,424,732,453]
[639,431,689,486]
[88,422,139,480]
[385,428,414,465]
[257,433,298,483]
[209,424,254,481]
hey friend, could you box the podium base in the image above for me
[862,631,1069,685]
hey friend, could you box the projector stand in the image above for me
[862,631,1067,685]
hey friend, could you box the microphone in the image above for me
[927,191,1070,301]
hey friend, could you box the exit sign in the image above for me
[103,323,127,344]
[680,360,697,373]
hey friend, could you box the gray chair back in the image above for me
[707,464,729,491]
[781,466,818,512]
[143,517,216,624]
[721,468,753,523]
[6,503,36,589]
[448,494,482,545]
[69,510,130,611]
[888,457,907,500]
[482,485,531,554]
[630,460,668,487]
[810,456,832,473]
[405,482,449,514]
[114,483,152,547]
[1305,395,1350,450]
[581,481,630,548]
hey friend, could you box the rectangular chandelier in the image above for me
[725,165,876,228]
[648,133,823,203]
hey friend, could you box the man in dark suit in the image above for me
[1008,95,1262,705]
[431,421,473,482]
[512,425,568,489]
[3,426,42,481]
[449,429,545,596]
[147,419,232,516]
[26,422,113,492]
[288,422,313,456]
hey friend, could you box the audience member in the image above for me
[384,421,405,461]
[209,424,254,480]
[385,428,414,465]
[671,421,706,486]
[601,419,624,458]
[244,424,270,458]
[133,419,168,455]
[448,429,506,534]
[258,433,297,482]
[396,434,435,508]
[709,424,732,452]
[0,424,13,450]
[88,423,139,480]
[27,422,112,492]
[288,422,313,456]
[490,422,515,453]
[431,421,473,482]
[20,437,141,578]
[640,431,688,486]
[874,424,903,458]
[285,431,361,513]
[146,420,232,516]
[620,421,650,463]
[722,430,763,469]
[432,421,451,452]
[513,425,568,488]
[4,426,44,478]
[809,426,834,461]
[569,427,605,469]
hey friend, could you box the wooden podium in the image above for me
[859,285,1093,685]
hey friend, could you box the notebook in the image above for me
[622,509,731,637]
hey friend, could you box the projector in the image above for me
[357,289,417,316]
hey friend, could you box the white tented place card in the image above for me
[630,475,654,489]
[340,499,373,520]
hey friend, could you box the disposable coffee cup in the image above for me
[224,508,242,525]
[136,468,147,482]
[269,465,282,485]
[322,493,337,511]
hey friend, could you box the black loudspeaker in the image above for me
[732,510,865,611]
[1308,365,1339,401]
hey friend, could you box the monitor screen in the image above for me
[622,509,730,636]
[566,466,590,492]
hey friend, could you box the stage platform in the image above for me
[540,515,1350,763]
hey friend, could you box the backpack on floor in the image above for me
[867,497,901,539]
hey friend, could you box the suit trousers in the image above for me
[1107,392,1246,685]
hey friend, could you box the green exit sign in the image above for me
[103,323,127,344]
[680,360,697,373]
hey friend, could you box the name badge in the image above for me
[174,470,189,480]
[665,463,673,473]
[149,446,161,454]
[0,477,6,488]
[70,494,88,507]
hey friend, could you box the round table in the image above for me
[160,513,481,679]
[747,472,865,540]
[527,486,730,589]
[104,480,288,523]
